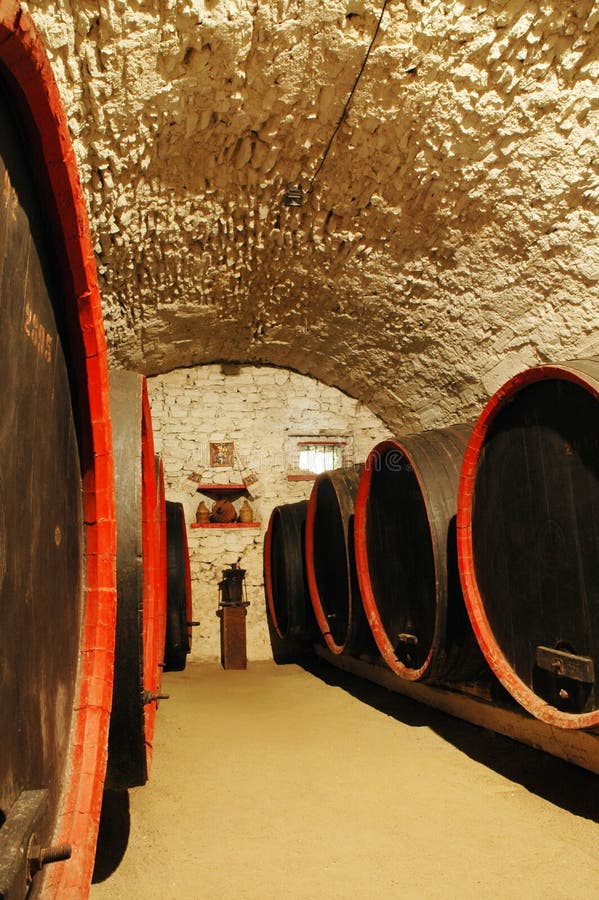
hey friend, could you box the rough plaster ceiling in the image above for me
[29,0,599,430]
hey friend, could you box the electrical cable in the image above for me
[306,0,392,196]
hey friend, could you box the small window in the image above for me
[286,434,353,481]
[298,442,345,475]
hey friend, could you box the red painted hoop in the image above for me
[305,472,361,655]
[354,440,437,681]
[182,502,193,651]
[457,362,599,730]
[140,394,164,777]
[305,478,343,654]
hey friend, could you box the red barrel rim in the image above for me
[158,460,168,650]
[0,5,117,895]
[156,458,168,659]
[141,417,166,775]
[457,363,599,730]
[182,503,193,651]
[141,392,158,773]
[354,439,438,681]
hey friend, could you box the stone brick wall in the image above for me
[27,1,599,435]
[148,364,391,661]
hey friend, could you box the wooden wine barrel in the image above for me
[458,359,599,729]
[264,500,316,642]
[106,374,166,789]
[354,425,485,683]
[305,468,373,656]
[0,7,116,898]
[165,501,194,671]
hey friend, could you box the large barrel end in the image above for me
[458,359,599,729]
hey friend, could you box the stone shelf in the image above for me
[195,483,248,494]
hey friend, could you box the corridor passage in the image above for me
[91,660,599,900]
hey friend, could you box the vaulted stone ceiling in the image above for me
[30,0,599,430]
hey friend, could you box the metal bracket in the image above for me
[536,646,595,684]
[0,790,72,899]
[398,633,419,646]
[0,790,47,899]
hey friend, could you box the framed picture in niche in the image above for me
[210,441,235,467]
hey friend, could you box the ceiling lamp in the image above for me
[283,184,304,207]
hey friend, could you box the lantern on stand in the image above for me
[217,562,250,669]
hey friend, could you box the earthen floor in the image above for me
[90,659,599,900]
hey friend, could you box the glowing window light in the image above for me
[298,443,344,475]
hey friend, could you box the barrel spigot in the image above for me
[142,690,170,704]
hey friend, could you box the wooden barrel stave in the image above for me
[144,455,168,766]
[458,359,599,729]
[107,373,166,789]
[0,6,116,897]
[106,371,147,790]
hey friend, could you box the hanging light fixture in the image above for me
[282,184,304,207]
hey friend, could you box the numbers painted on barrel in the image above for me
[23,302,53,363]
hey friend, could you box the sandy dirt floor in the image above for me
[90,659,599,900]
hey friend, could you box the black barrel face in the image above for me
[312,476,351,646]
[0,80,83,840]
[107,371,147,789]
[265,500,313,641]
[365,452,436,670]
[165,500,192,671]
[472,377,599,715]
[269,511,290,637]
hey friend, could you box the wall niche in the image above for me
[148,363,391,662]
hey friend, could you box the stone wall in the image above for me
[27,1,599,435]
[148,363,391,661]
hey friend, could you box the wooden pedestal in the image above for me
[217,605,248,669]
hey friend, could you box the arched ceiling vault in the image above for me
[29,0,599,431]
